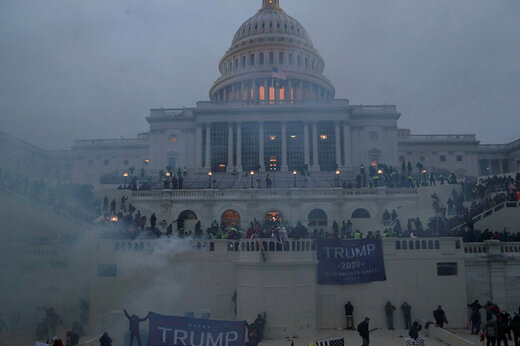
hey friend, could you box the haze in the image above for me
[1,0,519,149]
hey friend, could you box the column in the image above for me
[343,123,352,170]
[205,123,211,169]
[252,80,257,100]
[281,122,288,171]
[236,124,243,171]
[303,122,310,167]
[264,79,268,103]
[335,122,341,168]
[259,122,265,171]
[223,88,228,102]
[227,124,233,170]
[195,126,203,168]
[231,84,235,101]
[312,122,319,171]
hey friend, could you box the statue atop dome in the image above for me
[261,0,281,10]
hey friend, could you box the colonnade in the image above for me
[212,78,333,103]
[195,121,353,172]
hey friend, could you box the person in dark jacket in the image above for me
[385,301,396,330]
[357,317,370,346]
[409,321,422,340]
[344,301,354,330]
[124,309,150,346]
[99,332,112,346]
[468,300,483,335]
[433,305,448,328]
[510,315,520,346]
[496,314,510,346]
[401,302,412,329]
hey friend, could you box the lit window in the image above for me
[169,135,177,143]
[259,86,265,100]
[290,135,297,139]
[269,135,277,141]
[320,134,328,140]
[269,86,275,101]
[279,87,285,100]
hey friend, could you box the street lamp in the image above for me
[335,170,340,187]
[165,171,171,177]
[250,170,255,188]
[422,169,427,184]
[293,170,297,188]
[123,172,129,187]
[208,171,213,188]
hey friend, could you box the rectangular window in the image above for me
[456,155,463,162]
[169,135,177,143]
[259,53,264,65]
[440,155,446,162]
[279,52,284,65]
[437,262,458,276]
[370,131,378,141]
[269,52,274,64]
[98,264,117,277]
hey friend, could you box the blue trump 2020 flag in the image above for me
[317,238,387,285]
[148,312,246,346]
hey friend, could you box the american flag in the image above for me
[272,66,286,80]
[316,337,345,346]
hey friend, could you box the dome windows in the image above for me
[242,56,246,68]
[297,55,302,67]
[269,52,274,64]
[250,54,255,66]
[289,53,293,65]
[279,52,284,65]
[259,52,264,65]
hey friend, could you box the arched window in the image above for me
[221,210,241,227]
[259,52,264,65]
[179,210,198,220]
[265,210,283,224]
[269,52,274,64]
[288,53,293,65]
[352,208,371,219]
[308,209,328,226]
[279,52,284,65]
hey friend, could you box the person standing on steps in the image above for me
[344,301,354,330]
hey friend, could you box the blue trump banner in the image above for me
[148,312,246,346]
[317,238,386,284]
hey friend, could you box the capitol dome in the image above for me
[209,0,335,103]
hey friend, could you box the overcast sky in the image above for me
[1,0,519,149]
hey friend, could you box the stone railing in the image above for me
[451,201,520,233]
[464,241,520,256]
[131,187,418,200]
[399,134,477,142]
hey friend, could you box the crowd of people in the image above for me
[346,300,520,345]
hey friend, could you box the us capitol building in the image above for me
[1,1,520,341]
[55,0,517,186]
